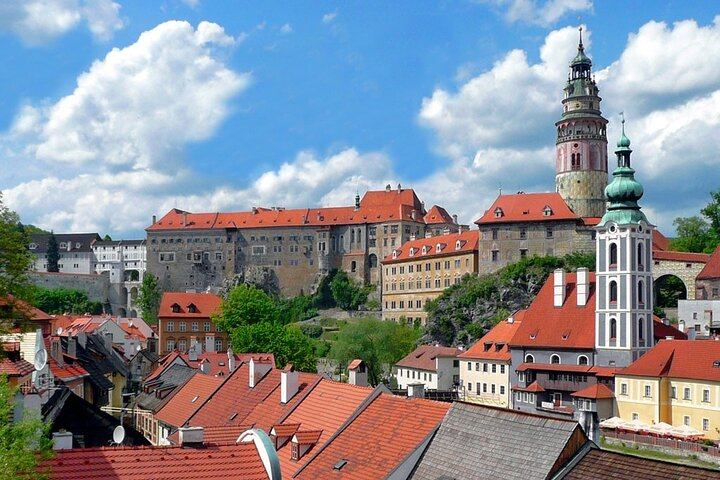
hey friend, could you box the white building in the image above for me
[677,299,720,339]
[92,240,147,317]
[394,345,461,392]
[29,233,102,274]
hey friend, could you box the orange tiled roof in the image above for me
[0,357,34,377]
[294,393,450,480]
[271,423,301,437]
[652,250,710,263]
[48,355,89,381]
[0,295,52,321]
[652,230,671,251]
[40,443,269,480]
[589,366,618,378]
[474,192,580,224]
[347,359,364,370]
[459,312,524,361]
[158,292,222,318]
[381,230,478,264]
[242,372,319,431]
[510,272,595,349]
[571,383,615,399]
[424,205,455,225]
[395,345,462,371]
[147,188,428,232]
[294,430,323,445]
[697,245,720,280]
[617,339,720,382]
[155,373,223,428]
[513,381,546,393]
[653,317,687,341]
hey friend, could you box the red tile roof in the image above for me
[697,245,720,280]
[41,443,270,480]
[0,295,52,321]
[48,355,89,381]
[242,372,319,431]
[166,424,254,446]
[180,351,269,377]
[347,359,364,370]
[617,339,720,382]
[589,366,618,378]
[395,345,462,372]
[271,423,301,437]
[518,381,546,393]
[474,192,580,224]
[653,317,687,341]
[147,188,428,231]
[652,250,710,263]
[381,230,478,264]
[294,430,323,445]
[155,373,224,428]
[0,357,34,377]
[459,313,524,361]
[571,383,615,399]
[145,351,189,383]
[424,205,455,225]
[652,230,671,251]
[294,393,450,480]
[158,292,222,318]
[510,272,596,349]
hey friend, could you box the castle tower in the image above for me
[595,119,654,367]
[555,27,608,218]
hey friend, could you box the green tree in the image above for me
[137,273,162,325]
[214,284,279,331]
[701,190,720,236]
[313,269,338,309]
[0,375,54,479]
[669,190,720,253]
[0,193,36,333]
[276,293,317,323]
[102,234,112,241]
[328,317,421,386]
[230,321,317,372]
[45,232,59,273]
[33,287,103,315]
[330,270,372,311]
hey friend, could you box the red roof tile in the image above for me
[459,313,524,361]
[617,339,720,382]
[381,230,478,264]
[158,292,222,318]
[166,424,254,446]
[697,244,720,280]
[347,359,364,370]
[271,423,301,437]
[424,205,455,225]
[48,355,89,381]
[653,317,688,341]
[41,443,269,480]
[510,272,596,349]
[652,250,710,263]
[395,345,462,371]
[155,373,224,428]
[0,357,34,377]
[514,381,546,393]
[474,192,580,224]
[571,383,615,399]
[243,372,319,431]
[294,393,450,480]
[294,430,323,445]
[0,295,52,321]
[588,366,618,378]
[652,230,671,251]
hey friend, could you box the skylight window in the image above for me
[191,395,199,403]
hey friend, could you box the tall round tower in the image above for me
[555,27,608,219]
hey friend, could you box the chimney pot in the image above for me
[281,365,299,404]
[182,212,188,226]
[152,215,156,224]
[576,267,589,307]
[178,426,204,447]
[553,269,566,307]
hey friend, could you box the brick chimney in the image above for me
[553,269,566,307]
[281,365,299,404]
[576,267,589,307]
[178,426,204,447]
[67,336,77,359]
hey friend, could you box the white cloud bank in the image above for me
[0,0,124,44]
[479,0,593,27]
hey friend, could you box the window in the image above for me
[482,383,487,393]
[610,318,617,339]
[644,385,651,398]
[609,281,618,304]
[468,382,472,392]
[609,243,618,266]
[477,383,482,393]
[491,364,496,373]
[671,386,677,399]
[215,252,222,261]
[453,359,459,368]
[703,389,710,403]
[620,383,628,395]
[546,227,553,239]
[500,365,505,374]
[166,321,175,332]
[520,249,527,258]
[192,322,199,332]
[204,322,211,332]
[475,362,480,371]
[637,243,644,269]
[638,281,644,305]
[524,354,534,363]
[703,418,710,431]
[632,413,639,421]
[491,250,499,262]
[491,384,496,394]
[483,363,488,373]
[177,339,187,352]
[467,362,471,371]
[577,355,588,365]
[159,252,175,262]
[500,386,505,395]
[166,339,175,351]
[684,416,691,427]
[179,322,187,332]
[519,228,527,239]
[251,246,265,255]
[550,354,561,365]
[684,387,691,400]
[492,228,498,240]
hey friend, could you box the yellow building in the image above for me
[615,339,720,440]
[380,230,478,325]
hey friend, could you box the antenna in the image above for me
[112,425,126,445]
[34,349,47,371]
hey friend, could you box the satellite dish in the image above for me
[56,327,63,336]
[136,345,142,352]
[112,425,126,445]
[34,349,47,371]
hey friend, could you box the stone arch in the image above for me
[652,256,708,301]
[654,274,687,310]
[117,307,127,317]
[130,286,139,301]
[130,309,138,318]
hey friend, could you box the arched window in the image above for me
[609,243,618,267]
[351,261,357,272]
[550,354,561,365]
[524,354,534,364]
[638,317,644,340]
[637,243,644,269]
[368,254,378,268]
[610,318,617,340]
[638,280,644,305]
[577,355,589,366]
[609,281,618,304]
[350,230,355,243]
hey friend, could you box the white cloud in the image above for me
[0,0,123,45]
[182,0,201,8]
[322,11,338,24]
[280,23,293,35]
[480,0,592,27]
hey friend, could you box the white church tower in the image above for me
[595,118,654,367]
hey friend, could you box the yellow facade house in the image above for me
[381,230,478,325]
[615,339,720,440]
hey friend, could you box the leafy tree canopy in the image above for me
[276,293,317,324]
[0,375,54,479]
[32,287,103,315]
[330,270,373,311]
[424,252,595,346]
[328,317,421,386]
[230,321,317,372]
[214,284,279,331]
[137,273,162,325]
[669,190,720,253]
[45,232,59,273]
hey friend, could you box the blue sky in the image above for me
[0,0,718,238]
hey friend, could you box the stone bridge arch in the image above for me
[652,251,710,301]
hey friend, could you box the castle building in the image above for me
[92,239,147,317]
[475,30,607,274]
[29,233,102,274]
[146,186,459,297]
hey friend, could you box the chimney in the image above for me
[152,215,156,224]
[678,320,685,332]
[182,212,188,226]
[249,357,272,388]
[397,183,401,192]
[347,359,368,387]
[178,426,204,447]
[553,269,566,307]
[252,207,258,215]
[407,383,425,399]
[50,338,63,368]
[67,336,77,359]
[78,331,87,348]
[227,346,236,373]
[411,210,416,221]
[104,332,113,352]
[281,365,299,404]
[199,359,209,375]
[147,336,157,354]
[576,267,589,307]
[52,431,73,450]
[452,214,458,224]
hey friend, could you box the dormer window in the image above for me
[409,247,416,257]
[59,242,67,249]
[483,342,492,352]
[75,242,81,248]
[187,303,197,313]
[422,246,429,255]
[435,243,443,253]
[543,206,553,216]
[494,207,504,218]
[455,240,465,250]
[392,250,399,259]
[171,303,181,313]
